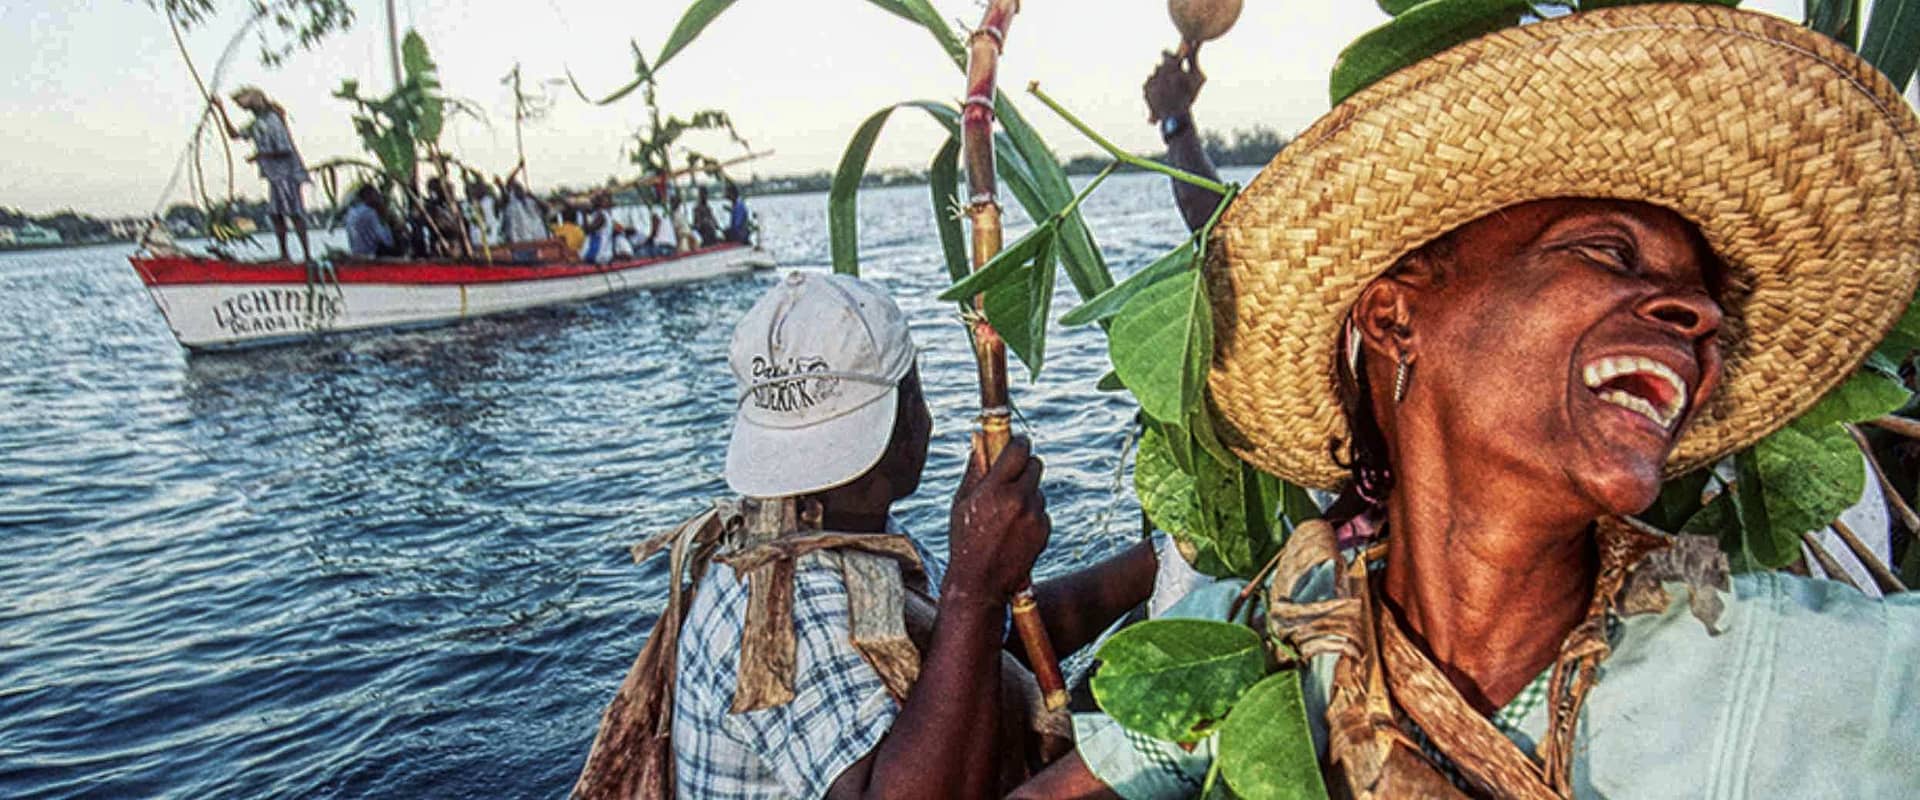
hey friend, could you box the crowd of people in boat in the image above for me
[340,171,754,264]
[212,85,753,266]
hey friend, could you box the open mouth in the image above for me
[1581,355,1688,432]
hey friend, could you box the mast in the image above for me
[386,0,403,91]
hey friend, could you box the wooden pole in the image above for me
[960,0,1069,712]
[1830,519,1908,593]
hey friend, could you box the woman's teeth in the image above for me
[1581,355,1686,430]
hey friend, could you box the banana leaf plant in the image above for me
[332,29,481,193]
[566,31,751,202]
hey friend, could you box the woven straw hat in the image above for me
[1207,4,1920,490]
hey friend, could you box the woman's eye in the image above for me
[1571,242,1634,272]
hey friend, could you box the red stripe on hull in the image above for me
[129,243,747,287]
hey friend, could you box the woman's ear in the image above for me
[1353,278,1416,359]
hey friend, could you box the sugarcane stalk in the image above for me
[1846,423,1920,537]
[1800,531,1864,591]
[1830,519,1908,593]
[960,0,1070,712]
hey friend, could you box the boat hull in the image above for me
[129,244,775,350]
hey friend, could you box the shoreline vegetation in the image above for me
[0,126,1285,252]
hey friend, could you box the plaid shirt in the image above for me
[672,520,942,799]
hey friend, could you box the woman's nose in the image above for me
[1636,291,1722,340]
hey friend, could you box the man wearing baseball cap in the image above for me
[666,271,1159,798]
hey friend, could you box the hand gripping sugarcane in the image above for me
[959,0,1070,712]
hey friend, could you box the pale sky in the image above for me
[2,0,1804,216]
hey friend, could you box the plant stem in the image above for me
[1053,162,1118,222]
[1027,82,1232,195]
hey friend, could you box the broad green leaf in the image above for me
[1640,469,1712,532]
[1062,242,1194,326]
[1182,285,1216,431]
[1806,0,1862,48]
[1097,370,1128,392]
[401,30,434,82]
[1111,270,1205,423]
[1193,444,1258,577]
[1874,296,1920,365]
[1218,672,1330,800]
[1025,233,1058,374]
[939,223,1055,301]
[1861,0,1920,91]
[1137,425,1202,557]
[1281,480,1322,526]
[656,0,740,75]
[930,136,968,288]
[828,102,960,275]
[1378,0,1426,14]
[996,97,1115,301]
[1092,619,1268,743]
[1792,358,1911,429]
[1330,0,1533,105]
[1733,422,1864,569]
[984,267,1044,374]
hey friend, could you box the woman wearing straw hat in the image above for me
[1018,4,1920,798]
[217,86,312,263]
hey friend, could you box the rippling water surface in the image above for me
[0,168,1254,798]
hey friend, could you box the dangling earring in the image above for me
[1392,351,1413,404]
[1343,314,1363,378]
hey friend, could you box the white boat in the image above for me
[128,243,775,350]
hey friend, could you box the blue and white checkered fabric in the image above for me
[672,522,943,799]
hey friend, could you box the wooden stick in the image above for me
[959,0,1069,712]
[1846,423,1920,536]
[1867,414,1920,441]
[1830,519,1908,593]
[1800,531,1865,592]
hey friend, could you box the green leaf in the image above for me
[1097,370,1128,392]
[1806,0,1862,48]
[1861,0,1920,91]
[655,0,739,74]
[1062,242,1195,326]
[401,30,434,82]
[828,102,960,275]
[1193,445,1258,578]
[1640,469,1712,532]
[1025,233,1058,375]
[1733,422,1864,569]
[930,136,968,289]
[1793,360,1911,429]
[1330,0,1534,106]
[1218,672,1331,800]
[1092,619,1268,743]
[863,0,966,66]
[1111,270,1206,423]
[1280,481,1322,527]
[1683,489,1745,563]
[996,97,1115,301]
[1137,424,1202,555]
[1874,296,1920,365]
[938,223,1055,301]
[1377,0,1426,13]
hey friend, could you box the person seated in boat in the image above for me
[581,192,616,265]
[498,163,549,244]
[344,185,402,259]
[214,86,311,263]
[624,225,651,259]
[551,207,587,256]
[723,183,752,245]
[667,193,696,254]
[423,178,468,258]
[692,185,721,247]
[463,174,500,249]
[610,221,635,260]
[645,210,677,258]
[1014,7,1920,798]
[629,272,1158,799]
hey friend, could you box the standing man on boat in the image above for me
[575,272,1160,798]
[217,86,312,264]
[723,183,752,245]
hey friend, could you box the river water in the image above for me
[0,168,1256,798]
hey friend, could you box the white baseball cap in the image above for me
[724,271,916,498]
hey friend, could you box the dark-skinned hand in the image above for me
[1143,46,1206,123]
[944,433,1050,604]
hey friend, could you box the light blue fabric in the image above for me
[1077,564,1920,799]
[1577,571,1920,798]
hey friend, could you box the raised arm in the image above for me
[1144,49,1223,233]
[827,436,1053,800]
